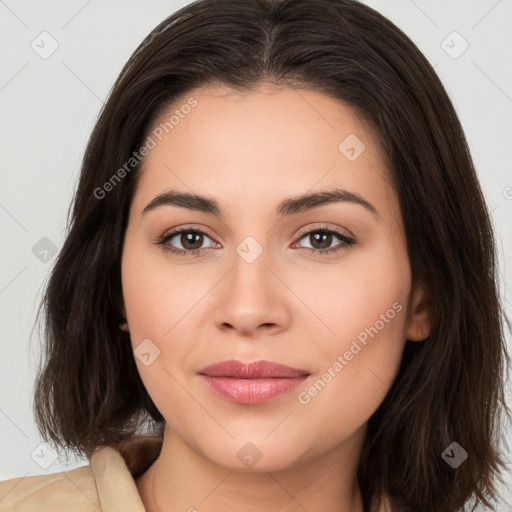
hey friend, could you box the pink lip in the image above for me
[198,360,310,404]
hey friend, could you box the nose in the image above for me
[211,247,291,338]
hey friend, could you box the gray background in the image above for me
[1,0,511,509]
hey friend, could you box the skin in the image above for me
[120,83,431,512]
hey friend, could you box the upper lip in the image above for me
[198,359,310,379]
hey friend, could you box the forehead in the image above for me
[132,84,395,220]
[150,83,374,148]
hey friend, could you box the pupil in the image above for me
[312,232,331,249]
[182,232,202,250]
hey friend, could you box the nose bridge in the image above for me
[212,233,289,335]
[228,235,273,307]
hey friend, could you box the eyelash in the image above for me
[155,225,355,257]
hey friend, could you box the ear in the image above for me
[109,270,130,332]
[119,302,129,331]
[109,269,126,317]
[118,301,129,332]
[405,280,432,342]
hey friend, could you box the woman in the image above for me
[0,0,509,511]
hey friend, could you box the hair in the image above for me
[32,0,511,510]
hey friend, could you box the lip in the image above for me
[199,359,310,379]
[198,360,310,404]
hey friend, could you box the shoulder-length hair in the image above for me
[33,0,511,510]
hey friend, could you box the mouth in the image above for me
[198,359,311,404]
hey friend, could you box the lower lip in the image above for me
[200,375,309,404]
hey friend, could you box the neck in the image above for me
[136,424,366,512]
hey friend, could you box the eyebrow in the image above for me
[141,188,379,219]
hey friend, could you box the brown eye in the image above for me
[179,231,204,250]
[157,228,218,256]
[308,231,334,250]
[293,227,356,256]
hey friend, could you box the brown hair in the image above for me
[32,0,511,510]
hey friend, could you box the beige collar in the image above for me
[89,436,163,511]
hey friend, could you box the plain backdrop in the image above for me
[1,0,511,509]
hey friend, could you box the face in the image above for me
[120,84,430,471]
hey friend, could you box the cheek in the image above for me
[291,243,410,418]
[121,238,216,399]
[294,241,411,362]
[293,297,407,455]
[120,241,199,409]
[121,234,201,338]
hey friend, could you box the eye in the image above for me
[156,227,218,256]
[155,224,355,257]
[292,225,355,256]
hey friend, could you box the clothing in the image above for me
[0,435,162,512]
[0,435,391,511]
